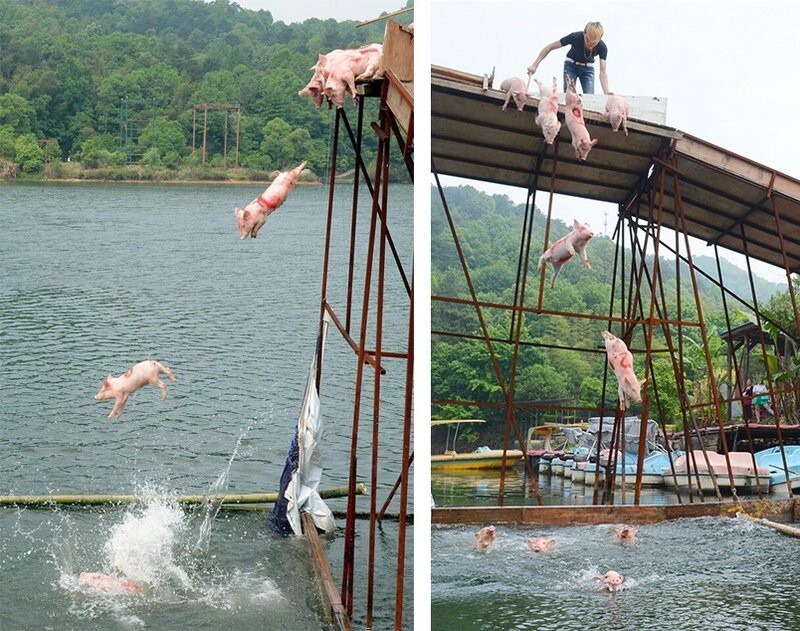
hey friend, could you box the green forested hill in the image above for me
[0,0,412,178]
[431,184,790,440]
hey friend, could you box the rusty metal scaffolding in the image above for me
[431,68,800,511]
[313,74,413,630]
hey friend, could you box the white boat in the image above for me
[664,451,770,493]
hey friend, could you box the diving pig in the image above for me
[78,572,142,595]
[565,76,598,160]
[605,93,629,135]
[500,77,529,112]
[474,525,496,549]
[602,331,646,410]
[537,219,594,287]
[234,161,307,239]
[94,359,177,419]
[323,44,383,108]
[527,536,556,552]
[594,570,625,592]
[534,77,561,144]
[611,525,638,545]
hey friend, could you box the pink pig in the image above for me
[234,161,307,239]
[474,525,496,549]
[594,570,625,591]
[537,219,594,287]
[499,77,529,111]
[322,44,383,108]
[94,359,177,419]
[533,77,561,144]
[527,536,556,552]
[602,331,647,410]
[78,572,142,595]
[565,76,598,160]
[611,525,638,545]
[299,50,348,108]
[605,93,629,135]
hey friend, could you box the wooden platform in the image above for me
[432,497,800,526]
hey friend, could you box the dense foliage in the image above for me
[0,0,413,178]
[432,185,792,446]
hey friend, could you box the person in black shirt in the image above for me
[527,21,610,95]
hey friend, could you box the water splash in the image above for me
[191,427,250,555]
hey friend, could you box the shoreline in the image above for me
[4,177,412,185]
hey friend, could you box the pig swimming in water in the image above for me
[604,93,630,136]
[474,525,496,549]
[611,525,639,545]
[533,77,561,144]
[594,570,625,592]
[234,161,306,239]
[602,331,646,410]
[565,76,598,161]
[499,77,529,112]
[94,359,176,419]
[537,219,594,287]
[78,572,142,595]
[527,536,556,552]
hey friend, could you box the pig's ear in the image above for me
[104,374,112,385]
[318,54,327,64]
[640,379,647,388]
[243,210,251,221]
[573,219,580,229]
[591,139,599,147]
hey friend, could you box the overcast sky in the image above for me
[431,0,798,283]
[228,0,405,23]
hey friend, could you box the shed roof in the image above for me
[432,67,800,273]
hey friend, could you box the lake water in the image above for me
[432,516,800,630]
[0,181,413,630]
[432,468,800,629]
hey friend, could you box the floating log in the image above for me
[740,512,800,538]
[0,484,365,508]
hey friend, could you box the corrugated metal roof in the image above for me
[432,67,800,273]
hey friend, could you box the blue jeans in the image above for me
[564,61,595,94]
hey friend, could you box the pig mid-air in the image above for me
[234,161,307,239]
[94,359,176,419]
[594,570,625,592]
[474,525,496,549]
[527,536,556,553]
[604,93,629,136]
[602,331,646,410]
[611,525,638,545]
[537,219,594,287]
[78,572,142,595]
[533,77,561,144]
[322,44,383,108]
[499,77,529,112]
[565,76,598,160]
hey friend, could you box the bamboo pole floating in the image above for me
[740,512,800,538]
[0,484,365,508]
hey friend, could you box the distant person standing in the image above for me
[752,378,773,419]
[527,21,610,95]
[742,378,754,422]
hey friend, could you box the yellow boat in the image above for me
[431,419,523,470]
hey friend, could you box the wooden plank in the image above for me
[432,65,488,87]
[380,21,413,82]
[432,498,797,526]
[303,512,351,631]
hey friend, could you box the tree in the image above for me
[0,94,36,134]
[14,134,44,172]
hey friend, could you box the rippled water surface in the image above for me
[1,182,413,629]
[432,516,800,630]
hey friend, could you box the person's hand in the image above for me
[527,63,538,76]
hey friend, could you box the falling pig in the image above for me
[499,77,529,112]
[234,161,307,239]
[565,76,598,161]
[94,359,177,419]
[533,77,561,144]
[537,219,594,287]
[602,331,646,410]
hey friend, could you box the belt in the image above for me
[566,58,593,67]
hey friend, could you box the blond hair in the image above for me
[584,21,604,44]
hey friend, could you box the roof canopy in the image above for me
[432,67,800,273]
